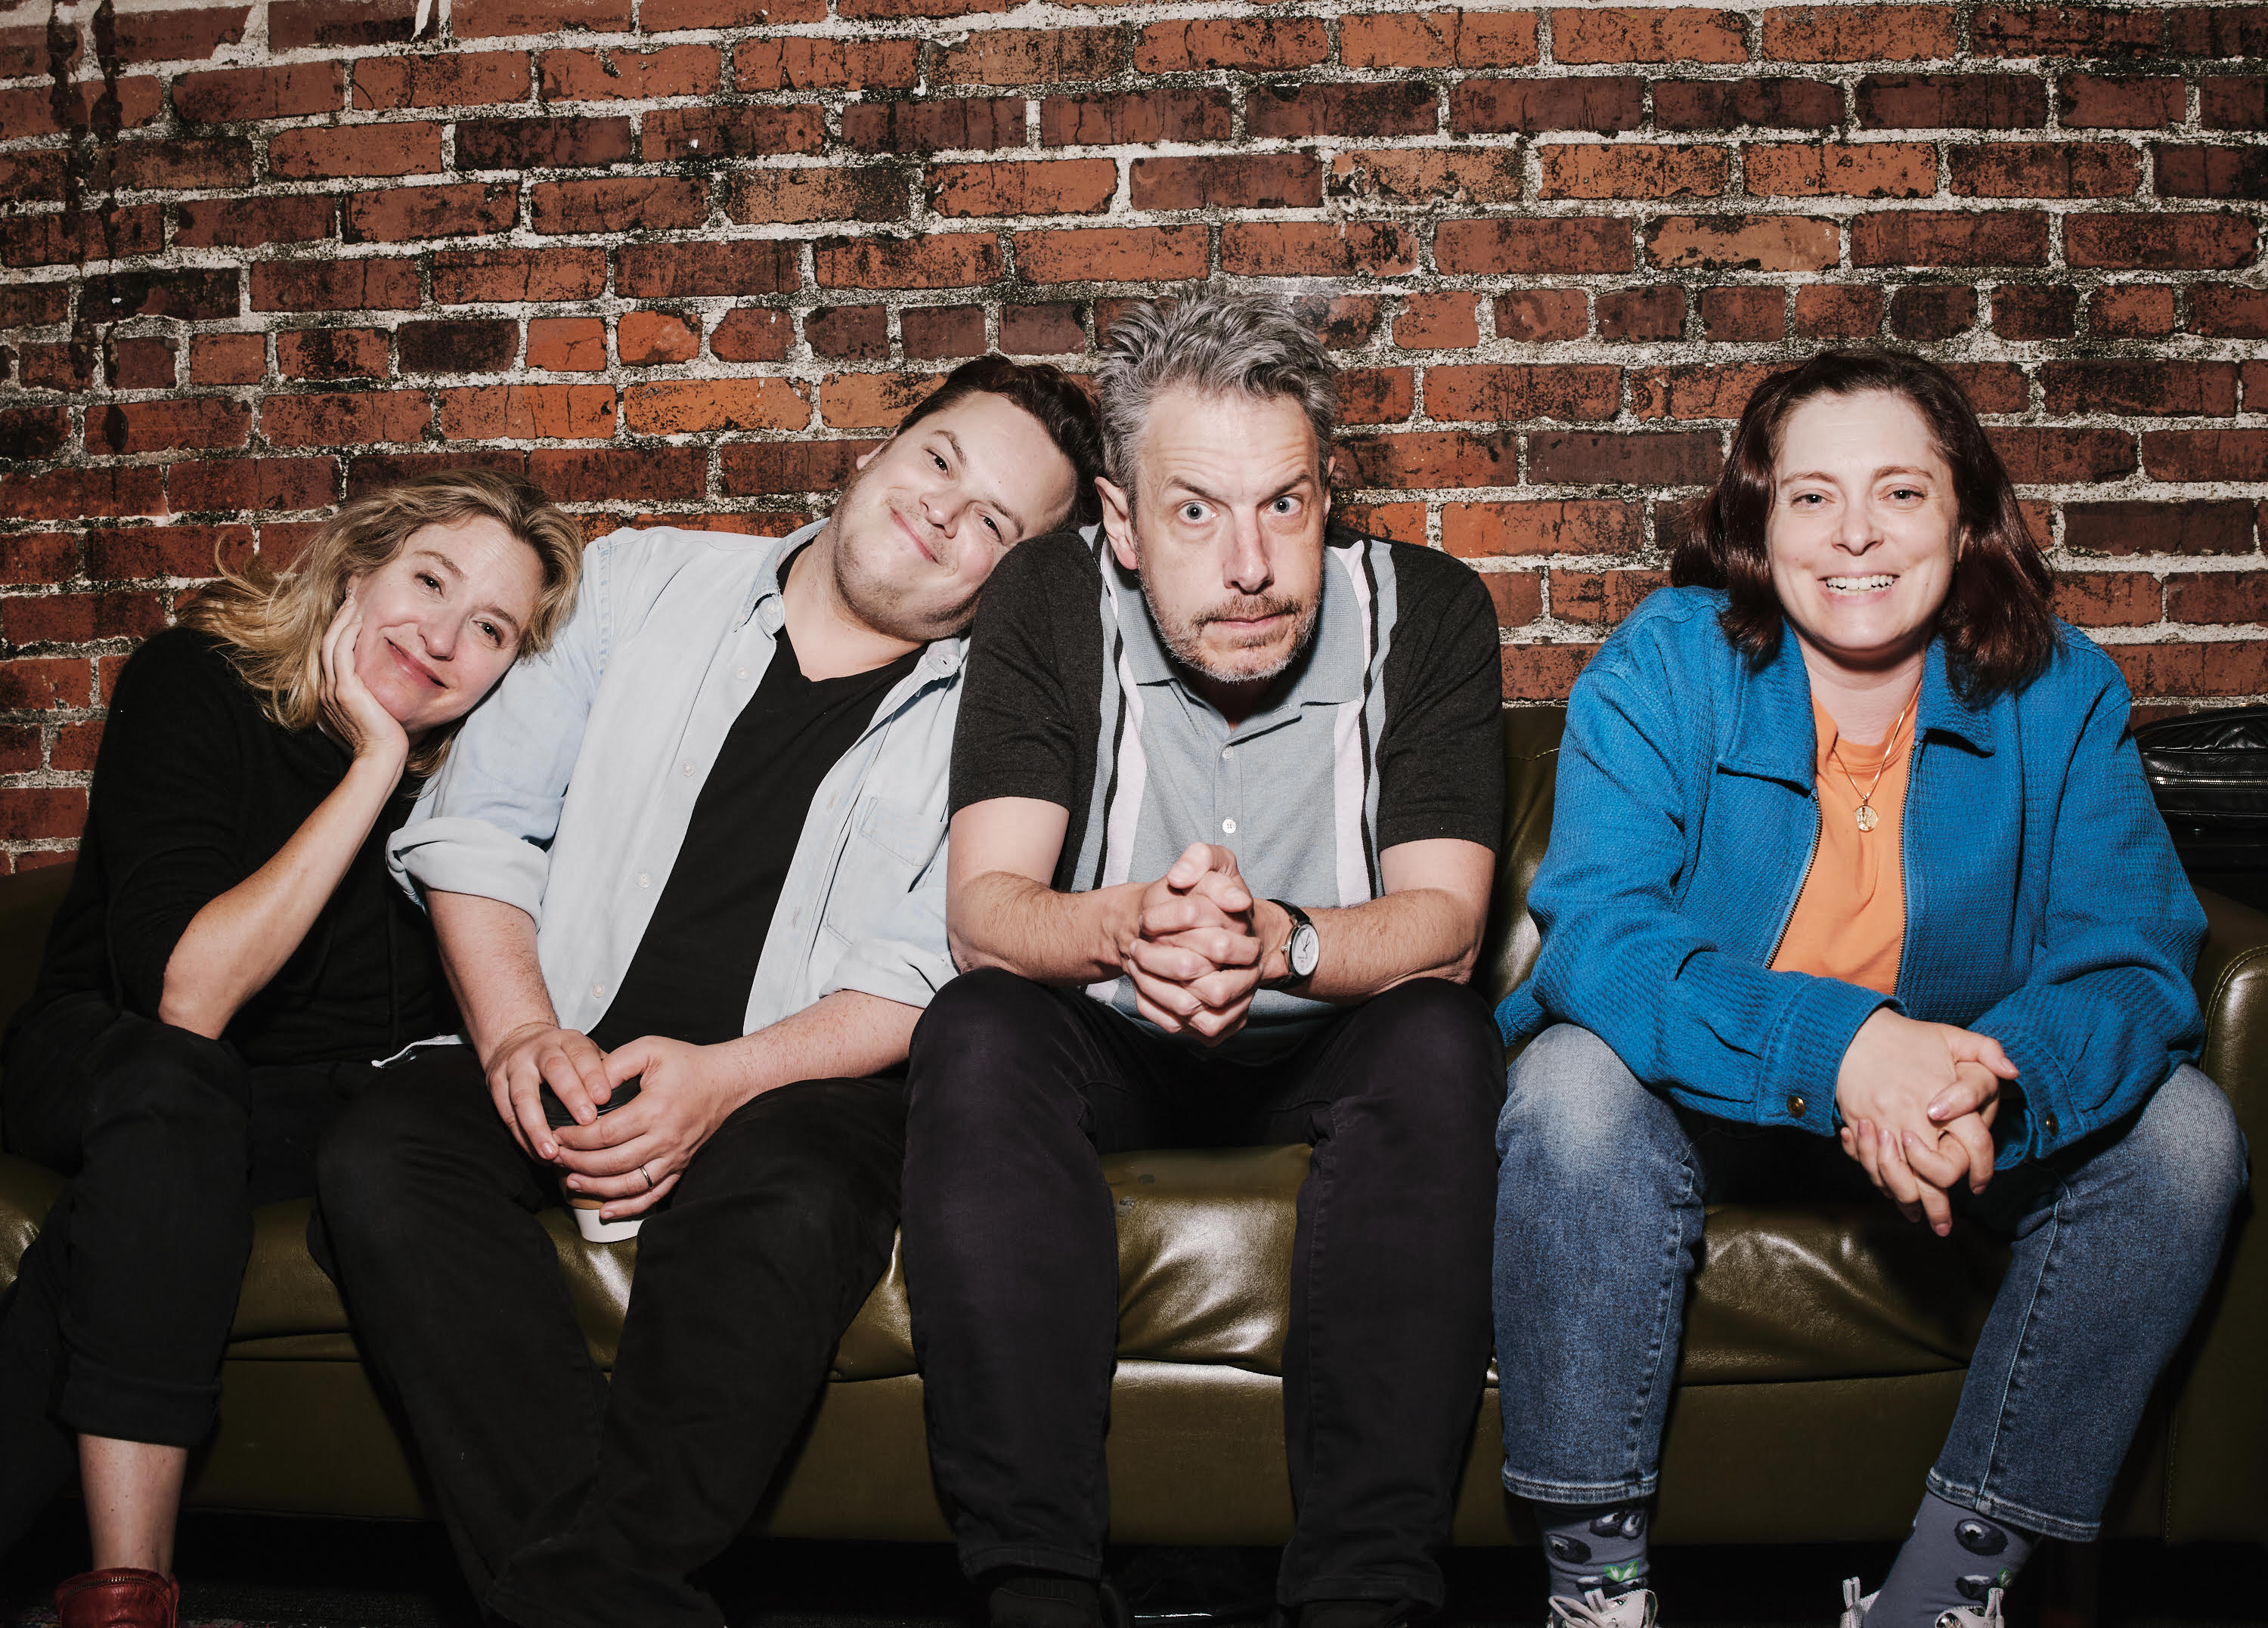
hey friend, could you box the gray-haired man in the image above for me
[900,291,1507,1628]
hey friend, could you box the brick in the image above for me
[1442,500,1641,557]
[1427,365,1622,423]
[1493,289,1591,341]
[345,450,525,497]
[542,45,720,101]
[174,196,336,249]
[111,334,182,389]
[2,593,165,645]
[440,384,616,439]
[0,153,67,207]
[1339,429,1520,489]
[1762,5,1957,60]
[1247,82,1436,139]
[818,373,932,429]
[2090,285,2178,336]
[88,525,254,580]
[1552,8,1747,63]
[2114,643,2268,701]
[1396,293,1480,351]
[2155,146,2268,201]
[278,327,390,379]
[80,398,248,456]
[169,456,336,513]
[2,206,164,269]
[1337,503,1427,546]
[454,0,631,39]
[0,789,88,843]
[113,5,247,62]
[48,723,101,774]
[2059,73,2184,127]
[639,0,823,26]
[931,29,1120,87]
[1948,142,2140,197]
[734,38,917,91]
[0,79,162,139]
[2066,212,2257,268]
[1530,431,1721,486]
[1551,568,1673,623]
[1632,361,1781,419]
[1851,210,2050,266]
[190,333,266,385]
[2143,431,2268,482]
[816,234,999,289]
[1134,17,1328,72]
[457,115,632,169]
[1889,285,1978,339]
[1341,10,1540,67]
[1439,217,1632,274]
[435,246,606,303]
[1221,223,1417,278]
[844,98,1024,153]
[270,122,442,181]
[711,308,790,362]
[530,177,708,234]
[933,159,1118,218]
[1480,572,1545,626]
[1991,426,2136,483]
[903,306,987,357]
[622,379,809,435]
[263,391,432,447]
[1291,296,1384,351]
[619,240,799,297]
[1653,78,1843,129]
[2193,284,2268,337]
[1857,74,2046,128]
[1992,283,2078,337]
[1795,284,1886,337]
[2167,571,2268,623]
[0,408,70,462]
[1042,89,1232,147]
[1132,155,1321,212]
[527,316,609,370]
[20,343,94,393]
[1501,644,1596,702]
[398,319,518,373]
[174,60,343,122]
[1973,5,2161,57]
[807,305,888,360]
[1645,214,1839,271]
[1451,76,1644,135]
[727,166,906,225]
[1541,145,1728,200]
[529,447,706,502]
[0,23,59,77]
[2202,79,2266,131]
[617,310,700,364]
[1001,304,1086,356]
[1593,286,1686,341]
[113,137,253,190]
[720,439,877,496]
[1746,142,1936,197]
[0,284,71,330]
[2053,571,2161,626]
[644,105,824,161]
[0,659,94,710]
[87,270,240,322]
[2167,6,2268,55]
[345,181,519,243]
[1328,148,1525,206]
[353,51,531,110]
[1007,226,1205,286]
[270,0,417,50]
[252,259,420,313]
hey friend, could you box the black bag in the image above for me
[2133,706,2268,909]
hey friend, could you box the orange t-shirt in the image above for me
[1768,694,1913,998]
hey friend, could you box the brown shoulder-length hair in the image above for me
[1668,347,2057,701]
[179,469,584,776]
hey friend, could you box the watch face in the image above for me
[1290,924,1321,978]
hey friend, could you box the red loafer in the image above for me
[54,1567,179,1628]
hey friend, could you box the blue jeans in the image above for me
[1493,1023,2248,1541]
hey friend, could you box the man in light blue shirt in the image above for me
[314,357,1102,1628]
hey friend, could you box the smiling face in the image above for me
[1099,385,1332,704]
[826,389,1080,643]
[349,515,547,736]
[1766,389,1963,681]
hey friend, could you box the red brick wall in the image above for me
[2,0,2265,868]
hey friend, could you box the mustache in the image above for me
[1194,594,1304,627]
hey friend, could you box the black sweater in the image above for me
[28,627,454,1066]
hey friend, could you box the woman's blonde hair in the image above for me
[180,469,584,775]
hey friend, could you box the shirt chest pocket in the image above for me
[820,795,947,942]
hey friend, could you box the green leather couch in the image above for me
[1,708,2262,1546]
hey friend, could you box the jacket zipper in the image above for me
[1768,793,1823,966]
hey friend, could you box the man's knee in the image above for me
[1498,1023,1662,1176]
[1341,978,1503,1115]
[908,968,1082,1127]
[78,1015,246,1143]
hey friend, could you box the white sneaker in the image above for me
[1547,1589,1658,1628]
[1839,1577,2005,1628]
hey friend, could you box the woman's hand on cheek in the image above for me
[319,595,411,774]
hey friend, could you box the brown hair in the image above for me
[1669,347,2058,701]
[180,469,584,775]
[895,354,1107,528]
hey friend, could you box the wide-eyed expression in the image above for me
[350,515,547,736]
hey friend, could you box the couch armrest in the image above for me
[2164,887,2268,1542]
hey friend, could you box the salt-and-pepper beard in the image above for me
[1142,579,1321,687]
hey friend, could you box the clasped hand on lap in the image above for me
[1834,1007,2016,1236]
[1117,841,1268,1045]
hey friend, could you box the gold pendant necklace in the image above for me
[1830,689,1917,834]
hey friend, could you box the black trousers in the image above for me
[0,992,367,1554]
[312,1047,906,1628]
[900,970,1504,1611]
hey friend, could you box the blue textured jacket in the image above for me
[1495,587,2205,1167]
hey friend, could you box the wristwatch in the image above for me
[1264,899,1320,992]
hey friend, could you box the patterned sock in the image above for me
[1533,1500,1650,1602]
[1869,1491,2037,1626]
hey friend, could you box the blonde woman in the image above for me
[0,471,582,1628]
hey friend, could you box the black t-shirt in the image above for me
[587,625,922,1051]
[26,627,455,1066]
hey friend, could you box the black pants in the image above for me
[312,1047,906,1628]
[0,992,367,1554]
[900,971,1503,1611]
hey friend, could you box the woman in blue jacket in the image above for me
[1494,349,2246,1628]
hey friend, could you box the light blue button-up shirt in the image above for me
[388,523,965,1038]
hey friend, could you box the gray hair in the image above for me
[1095,289,1338,492]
